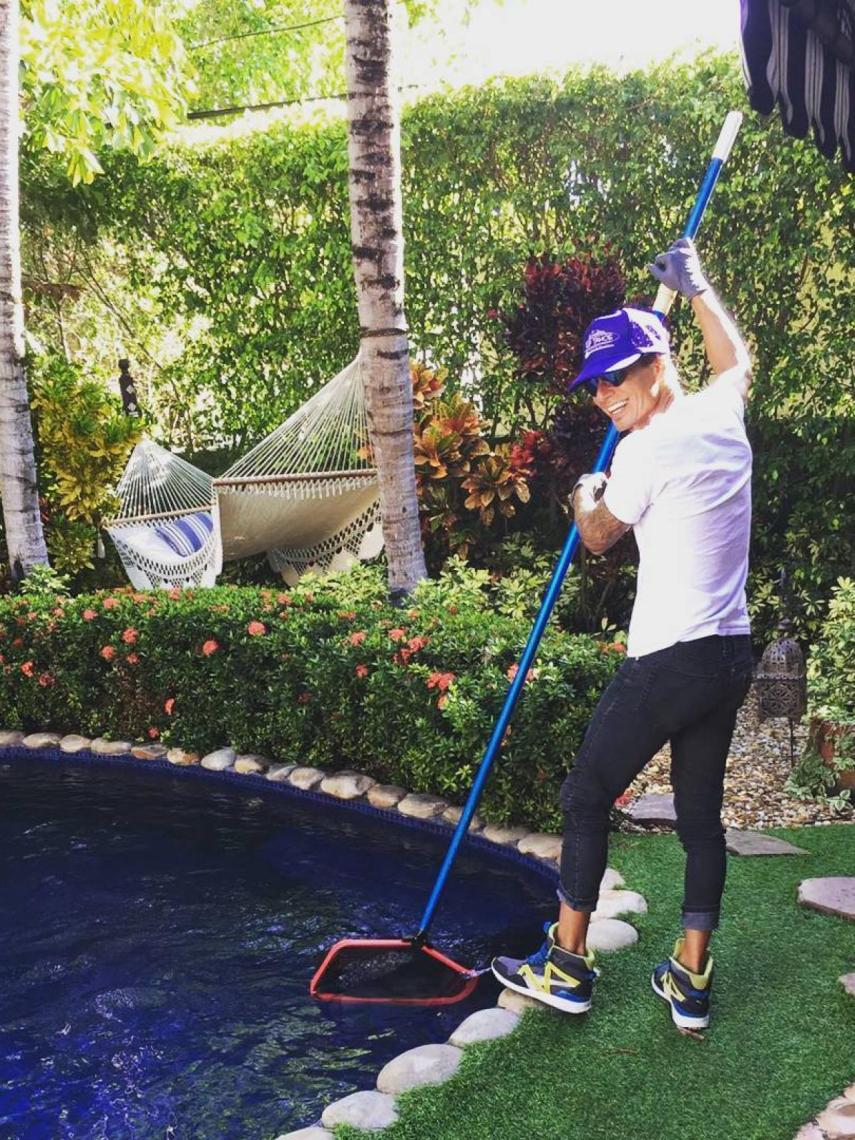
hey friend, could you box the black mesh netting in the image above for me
[313,943,475,1003]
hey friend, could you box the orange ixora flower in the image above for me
[276,593,292,605]
[38,672,55,687]
[388,628,406,642]
[164,697,176,715]
[102,597,120,610]
[82,609,97,621]
[147,727,160,739]
[426,671,456,692]
[20,660,35,677]
[355,664,369,678]
[348,631,367,647]
[122,627,138,645]
[246,621,266,636]
[201,639,219,657]
[126,652,140,665]
[100,645,116,661]
[506,663,539,683]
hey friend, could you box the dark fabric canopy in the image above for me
[741,0,855,170]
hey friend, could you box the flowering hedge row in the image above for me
[0,567,622,831]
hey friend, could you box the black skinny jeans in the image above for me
[559,634,753,931]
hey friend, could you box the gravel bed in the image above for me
[625,687,853,830]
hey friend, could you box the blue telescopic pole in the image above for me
[415,111,742,944]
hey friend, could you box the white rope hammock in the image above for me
[107,357,384,588]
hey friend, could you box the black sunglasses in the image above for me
[583,366,631,396]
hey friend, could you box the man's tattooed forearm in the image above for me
[572,495,630,555]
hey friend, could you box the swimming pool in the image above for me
[0,752,556,1138]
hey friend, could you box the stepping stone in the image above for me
[798,878,855,922]
[497,987,542,1014]
[59,734,92,753]
[591,889,648,921]
[397,793,448,820]
[840,973,855,998]
[274,1129,334,1140]
[320,770,376,799]
[131,744,167,760]
[518,833,562,861]
[626,793,676,826]
[22,732,62,749]
[289,766,325,790]
[442,804,484,831]
[90,738,132,756]
[368,784,407,809]
[376,1043,462,1094]
[726,829,810,856]
[601,868,625,891]
[0,730,24,746]
[816,1097,855,1137]
[793,1125,825,1140]
[449,1007,519,1046]
[481,824,529,846]
[321,1090,398,1131]
[201,747,236,771]
[166,747,199,766]
[586,918,638,952]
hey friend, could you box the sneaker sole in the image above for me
[491,964,592,1014]
[650,973,710,1030]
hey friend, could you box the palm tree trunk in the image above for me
[343,0,426,597]
[0,0,48,582]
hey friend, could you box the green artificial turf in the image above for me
[338,824,855,1140]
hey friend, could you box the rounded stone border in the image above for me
[0,728,648,1138]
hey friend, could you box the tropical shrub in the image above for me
[0,564,623,831]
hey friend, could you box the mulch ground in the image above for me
[625,687,854,830]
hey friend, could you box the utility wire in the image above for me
[191,13,341,50]
[187,85,422,121]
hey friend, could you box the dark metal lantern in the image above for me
[755,619,807,722]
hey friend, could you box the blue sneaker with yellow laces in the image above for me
[651,938,714,1030]
[491,922,597,1014]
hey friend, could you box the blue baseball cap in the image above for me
[568,307,670,391]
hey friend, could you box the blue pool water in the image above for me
[0,754,556,1139]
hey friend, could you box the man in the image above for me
[492,238,754,1031]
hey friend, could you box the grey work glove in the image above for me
[570,471,607,512]
[648,237,709,299]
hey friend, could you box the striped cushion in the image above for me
[154,512,214,557]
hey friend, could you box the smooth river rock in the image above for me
[816,1097,855,1137]
[397,793,448,820]
[320,771,376,800]
[591,889,648,921]
[840,973,855,998]
[274,1128,334,1140]
[90,738,132,756]
[131,744,168,760]
[376,1043,462,1095]
[22,732,62,749]
[449,1007,519,1047]
[497,987,542,1014]
[586,918,639,952]
[442,804,484,831]
[166,747,200,766]
[321,1090,398,1131]
[234,754,268,775]
[600,867,626,891]
[798,878,855,922]
[367,784,407,809]
[266,764,297,782]
[517,833,562,861]
[59,734,92,753]
[289,766,325,791]
[481,824,529,846]
[0,730,24,746]
[725,829,810,856]
[201,747,236,771]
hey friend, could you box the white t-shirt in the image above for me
[603,378,752,658]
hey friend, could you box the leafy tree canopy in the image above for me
[20,0,193,183]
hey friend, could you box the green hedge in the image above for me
[23,54,855,639]
[0,566,621,832]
